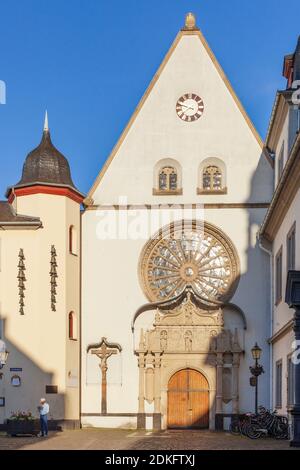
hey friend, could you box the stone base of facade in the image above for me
[215,413,237,431]
[56,419,81,430]
[81,413,162,430]
[153,413,162,430]
[137,413,146,429]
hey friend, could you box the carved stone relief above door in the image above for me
[134,289,243,429]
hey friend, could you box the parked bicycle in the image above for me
[229,413,254,436]
[230,407,289,440]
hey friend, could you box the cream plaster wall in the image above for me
[272,188,300,333]
[0,193,81,423]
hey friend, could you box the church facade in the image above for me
[80,14,273,430]
[0,14,299,432]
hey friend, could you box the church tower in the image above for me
[81,13,273,431]
[0,114,84,428]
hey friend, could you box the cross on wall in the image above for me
[87,337,122,414]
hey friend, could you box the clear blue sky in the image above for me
[0,0,299,197]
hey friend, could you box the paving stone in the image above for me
[0,429,297,451]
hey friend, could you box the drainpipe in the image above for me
[258,234,273,410]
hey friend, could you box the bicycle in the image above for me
[246,407,289,440]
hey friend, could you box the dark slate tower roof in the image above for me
[16,129,75,188]
[6,113,82,198]
[283,36,300,88]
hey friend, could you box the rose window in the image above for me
[139,221,239,306]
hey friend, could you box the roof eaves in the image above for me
[260,132,300,239]
[5,181,85,199]
[265,90,294,148]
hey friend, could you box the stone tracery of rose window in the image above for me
[140,221,239,307]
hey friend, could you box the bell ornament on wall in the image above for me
[18,249,26,315]
[50,245,58,311]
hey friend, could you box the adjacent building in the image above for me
[260,37,300,416]
[0,117,84,428]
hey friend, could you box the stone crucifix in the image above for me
[87,337,122,414]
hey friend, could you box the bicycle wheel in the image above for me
[229,421,241,436]
[275,423,289,440]
[246,423,263,440]
[240,420,249,436]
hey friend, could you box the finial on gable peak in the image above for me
[44,110,49,132]
[182,12,199,31]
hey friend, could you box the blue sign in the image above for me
[10,368,22,372]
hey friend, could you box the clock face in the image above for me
[176,93,204,122]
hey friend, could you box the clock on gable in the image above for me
[176,93,204,122]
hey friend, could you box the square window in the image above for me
[275,360,282,408]
[287,223,296,272]
[277,142,285,181]
[287,356,295,407]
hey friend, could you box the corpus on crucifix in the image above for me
[87,337,122,414]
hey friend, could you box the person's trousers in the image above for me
[40,414,48,436]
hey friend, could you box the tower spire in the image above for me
[44,110,49,132]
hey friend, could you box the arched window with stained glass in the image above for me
[153,159,182,195]
[198,158,227,195]
[159,167,178,191]
[203,166,222,191]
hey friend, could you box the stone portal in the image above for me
[135,291,243,430]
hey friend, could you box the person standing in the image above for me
[38,398,49,437]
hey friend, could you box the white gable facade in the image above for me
[81,15,274,430]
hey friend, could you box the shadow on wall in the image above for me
[237,150,273,412]
[0,318,65,428]
[130,149,274,429]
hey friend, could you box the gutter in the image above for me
[265,92,280,147]
[265,89,295,150]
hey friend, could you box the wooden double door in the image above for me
[167,369,209,429]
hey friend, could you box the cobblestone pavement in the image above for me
[0,429,297,450]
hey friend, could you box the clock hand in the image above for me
[183,106,195,114]
[181,104,193,111]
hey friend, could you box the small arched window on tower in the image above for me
[69,225,78,255]
[68,312,77,340]
[198,158,227,195]
[153,159,182,195]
